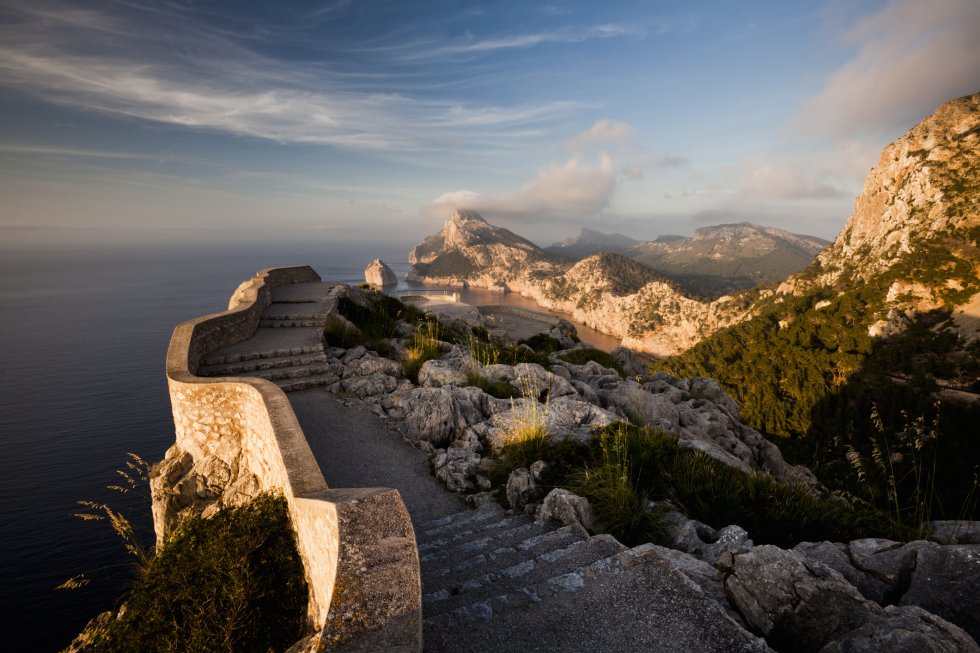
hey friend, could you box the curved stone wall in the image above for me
[160,266,420,649]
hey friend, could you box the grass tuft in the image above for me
[402,320,443,383]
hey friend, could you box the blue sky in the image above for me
[0,0,977,246]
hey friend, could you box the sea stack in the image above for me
[364,258,397,287]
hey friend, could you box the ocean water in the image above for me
[0,240,622,650]
[0,241,411,651]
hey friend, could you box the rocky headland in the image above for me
[407,210,750,357]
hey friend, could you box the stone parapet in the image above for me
[160,265,420,650]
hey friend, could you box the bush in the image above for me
[558,348,625,377]
[90,493,308,653]
[491,422,904,548]
[324,317,364,349]
[520,333,563,355]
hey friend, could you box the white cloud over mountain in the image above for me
[425,153,616,219]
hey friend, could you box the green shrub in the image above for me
[324,317,365,349]
[569,426,666,545]
[90,493,308,653]
[558,348,625,377]
[491,421,904,548]
[520,333,563,355]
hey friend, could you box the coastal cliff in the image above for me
[408,211,748,357]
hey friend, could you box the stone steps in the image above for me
[423,534,626,617]
[201,344,324,366]
[423,542,771,653]
[418,504,510,542]
[198,352,329,376]
[423,524,589,589]
[427,544,654,630]
[258,318,327,328]
[274,374,341,393]
[419,519,551,572]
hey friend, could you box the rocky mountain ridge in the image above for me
[408,211,748,357]
[780,92,979,332]
[548,222,829,297]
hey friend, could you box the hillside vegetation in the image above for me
[657,93,980,524]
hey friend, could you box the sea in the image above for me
[0,240,619,651]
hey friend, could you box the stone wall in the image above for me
[159,266,420,649]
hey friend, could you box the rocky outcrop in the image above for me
[364,258,397,287]
[778,93,980,328]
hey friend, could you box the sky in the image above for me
[0,0,978,247]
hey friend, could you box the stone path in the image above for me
[199,281,770,652]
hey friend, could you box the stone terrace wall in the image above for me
[159,266,421,649]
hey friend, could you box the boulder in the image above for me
[925,520,980,545]
[431,448,482,492]
[506,468,539,510]
[381,385,495,445]
[364,259,398,287]
[819,605,979,653]
[418,359,469,388]
[611,347,650,377]
[539,488,596,531]
[718,545,883,652]
[900,541,980,642]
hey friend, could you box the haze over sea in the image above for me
[0,240,415,650]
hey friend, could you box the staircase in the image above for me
[196,288,340,392]
[416,504,769,653]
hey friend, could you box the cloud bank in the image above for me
[799,0,980,138]
[425,154,616,219]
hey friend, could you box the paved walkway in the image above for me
[289,389,463,524]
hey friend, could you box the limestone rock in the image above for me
[418,359,469,388]
[506,468,539,510]
[925,520,980,544]
[364,258,397,287]
[900,541,980,642]
[719,545,883,652]
[819,605,979,653]
[431,447,482,493]
[539,488,596,531]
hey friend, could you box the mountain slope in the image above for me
[546,223,828,298]
[656,92,980,524]
[629,223,829,297]
[545,227,641,258]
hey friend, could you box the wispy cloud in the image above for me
[0,1,582,154]
[423,23,645,58]
[0,143,152,160]
[799,0,980,139]
[424,154,616,219]
[565,119,635,149]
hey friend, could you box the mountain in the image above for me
[657,92,980,524]
[629,223,829,298]
[408,211,748,356]
[545,227,641,258]
[548,223,829,298]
